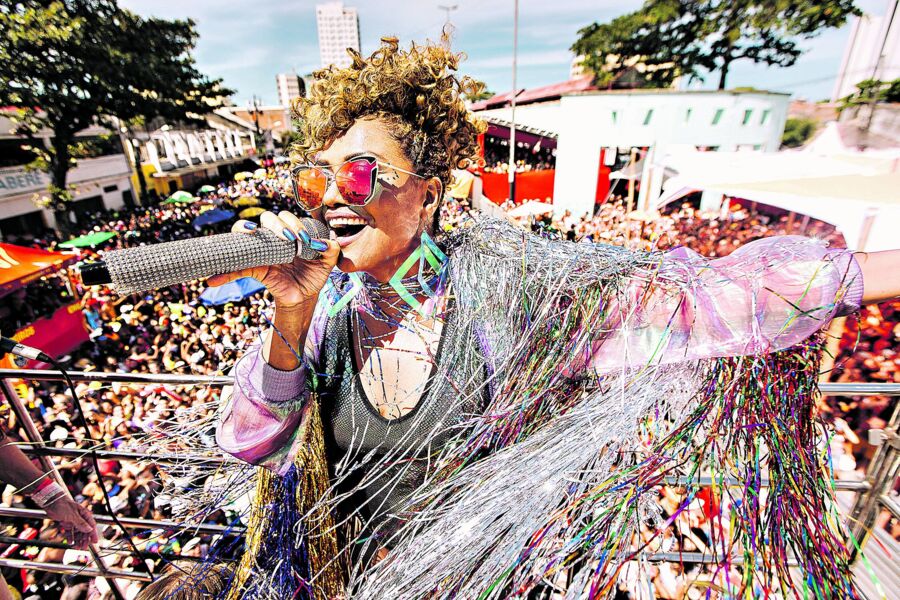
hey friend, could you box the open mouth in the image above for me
[326,216,369,246]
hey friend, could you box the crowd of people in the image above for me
[0,164,897,598]
[480,137,556,174]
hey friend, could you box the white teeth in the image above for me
[328,217,367,227]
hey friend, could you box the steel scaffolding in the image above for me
[1,368,897,591]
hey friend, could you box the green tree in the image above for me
[781,117,816,148]
[573,0,861,91]
[0,0,231,230]
[885,78,900,103]
[465,79,495,102]
[838,78,900,112]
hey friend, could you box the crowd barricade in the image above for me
[0,368,897,593]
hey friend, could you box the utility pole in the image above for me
[507,0,519,205]
[248,95,262,138]
[865,0,898,132]
[248,95,263,154]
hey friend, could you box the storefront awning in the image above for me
[0,243,78,298]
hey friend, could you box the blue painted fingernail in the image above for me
[282,228,296,242]
[309,239,328,252]
[298,230,311,245]
[243,222,257,230]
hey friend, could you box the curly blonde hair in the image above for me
[291,36,487,187]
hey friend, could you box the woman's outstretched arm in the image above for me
[588,236,897,372]
[856,249,900,304]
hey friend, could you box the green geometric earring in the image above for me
[323,272,364,317]
[388,230,448,316]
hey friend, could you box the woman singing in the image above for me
[208,37,900,599]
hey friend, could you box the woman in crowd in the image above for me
[199,38,900,599]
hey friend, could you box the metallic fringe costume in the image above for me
[142,219,868,599]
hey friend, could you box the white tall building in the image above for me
[275,73,305,107]
[316,2,360,69]
[831,0,899,102]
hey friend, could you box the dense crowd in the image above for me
[1,165,897,598]
[481,138,556,174]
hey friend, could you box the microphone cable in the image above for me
[47,356,154,583]
[1,335,154,584]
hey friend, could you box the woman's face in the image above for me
[310,117,440,282]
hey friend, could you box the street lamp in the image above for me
[438,4,458,27]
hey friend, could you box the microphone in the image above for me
[79,218,329,294]
[1,336,52,363]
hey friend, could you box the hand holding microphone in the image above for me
[80,211,341,310]
[209,211,341,309]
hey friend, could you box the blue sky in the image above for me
[120,0,891,107]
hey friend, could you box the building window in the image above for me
[742,109,753,125]
[685,108,692,122]
[643,109,654,125]
[760,109,770,125]
[711,109,724,125]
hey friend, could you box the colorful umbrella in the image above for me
[192,209,235,230]
[238,207,266,219]
[163,190,195,204]
[59,231,118,249]
[253,168,267,179]
[234,197,260,208]
[198,185,216,194]
[234,171,253,181]
[200,277,266,305]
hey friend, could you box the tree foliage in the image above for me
[0,0,232,226]
[838,78,900,112]
[572,0,861,90]
[464,79,495,102]
[781,116,817,148]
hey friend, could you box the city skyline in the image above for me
[120,0,893,107]
[316,1,361,69]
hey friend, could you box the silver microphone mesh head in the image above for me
[297,218,330,260]
[103,217,331,294]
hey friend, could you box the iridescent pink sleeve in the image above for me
[215,303,327,475]
[589,236,863,372]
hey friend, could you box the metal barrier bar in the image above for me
[846,400,899,562]
[0,369,231,386]
[1,369,897,583]
[3,368,899,396]
[19,444,236,466]
[0,535,221,563]
[0,506,246,536]
[880,494,900,521]
[0,379,129,598]
[11,445,875,490]
[0,558,152,582]
[643,552,798,566]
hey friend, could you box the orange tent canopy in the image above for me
[0,243,78,298]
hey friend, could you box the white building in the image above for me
[832,0,899,102]
[276,73,305,107]
[0,111,135,238]
[475,89,791,218]
[316,2,360,69]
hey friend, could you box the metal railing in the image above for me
[1,369,897,589]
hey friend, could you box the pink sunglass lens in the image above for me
[336,160,376,205]
[294,168,327,209]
